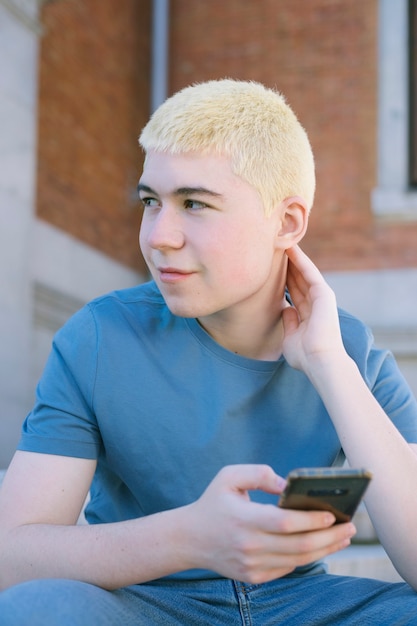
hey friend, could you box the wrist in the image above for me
[305,350,357,390]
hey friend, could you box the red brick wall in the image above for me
[169,0,417,271]
[37,0,417,273]
[37,0,151,272]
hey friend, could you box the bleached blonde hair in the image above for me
[139,79,315,214]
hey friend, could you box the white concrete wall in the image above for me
[1,215,142,468]
[326,268,417,398]
[29,219,142,397]
[372,0,417,218]
[0,0,41,467]
[0,1,144,467]
[0,215,143,467]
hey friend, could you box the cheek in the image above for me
[139,223,148,255]
[214,233,274,285]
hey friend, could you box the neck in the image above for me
[201,314,286,361]
[198,271,289,361]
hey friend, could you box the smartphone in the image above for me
[278,467,372,523]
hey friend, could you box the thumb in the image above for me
[216,464,287,496]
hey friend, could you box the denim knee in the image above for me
[0,578,127,626]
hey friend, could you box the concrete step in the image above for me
[327,543,403,582]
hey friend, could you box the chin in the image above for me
[163,298,213,319]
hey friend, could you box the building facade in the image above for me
[0,0,416,466]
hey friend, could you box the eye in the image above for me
[139,196,160,209]
[184,199,208,211]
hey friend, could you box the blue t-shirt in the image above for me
[18,281,417,578]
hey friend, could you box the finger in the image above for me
[286,257,319,305]
[252,533,353,583]
[271,521,355,554]
[235,523,356,583]
[253,524,355,575]
[244,504,337,535]
[286,245,323,286]
[281,306,300,335]
[286,265,305,302]
[285,255,311,308]
[276,508,338,534]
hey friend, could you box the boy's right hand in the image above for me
[184,464,356,583]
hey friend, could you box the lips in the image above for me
[157,267,194,283]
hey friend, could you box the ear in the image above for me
[274,196,308,249]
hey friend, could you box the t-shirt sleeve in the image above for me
[339,309,417,444]
[366,346,417,444]
[17,304,102,459]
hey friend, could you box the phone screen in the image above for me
[278,467,372,523]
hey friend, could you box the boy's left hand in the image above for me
[282,245,346,374]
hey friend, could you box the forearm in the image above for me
[308,353,417,587]
[0,505,194,591]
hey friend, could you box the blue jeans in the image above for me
[1,570,416,625]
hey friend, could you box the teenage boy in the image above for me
[1,79,417,625]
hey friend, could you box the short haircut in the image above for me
[139,79,315,214]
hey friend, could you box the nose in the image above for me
[141,205,185,251]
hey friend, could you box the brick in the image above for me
[37,0,417,273]
[37,0,152,271]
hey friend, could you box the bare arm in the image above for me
[0,451,355,591]
[283,244,417,589]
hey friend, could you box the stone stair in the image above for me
[327,543,403,582]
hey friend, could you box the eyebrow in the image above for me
[137,183,223,198]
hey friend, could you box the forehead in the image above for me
[140,151,242,192]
